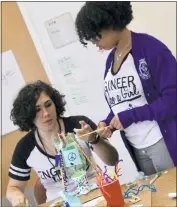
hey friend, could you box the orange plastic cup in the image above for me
[98,179,125,207]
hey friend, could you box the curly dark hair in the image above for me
[10,80,66,131]
[75,1,133,46]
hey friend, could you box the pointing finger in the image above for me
[79,120,87,128]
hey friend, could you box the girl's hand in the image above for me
[110,115,124,131]
[11,191,29,207]
[74,120,96,142]
[97,122,112,138]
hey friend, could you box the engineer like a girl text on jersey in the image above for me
[105,75,141,108]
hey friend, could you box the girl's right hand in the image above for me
[11,191,29,207]
[97,122,112,138]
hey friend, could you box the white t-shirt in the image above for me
[9,116,96,202]
[104,52,162,149]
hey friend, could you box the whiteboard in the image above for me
[2,50,25,135]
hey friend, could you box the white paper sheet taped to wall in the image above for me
[45,12,78,49]
[57,55,89,108]
[2,50,25,135]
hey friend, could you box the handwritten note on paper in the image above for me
[45,13,78,49]
[57,56,86,84]
[2,50,25,135]
[56,56,89,107]
[69,87,89,106]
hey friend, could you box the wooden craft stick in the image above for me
[78,126,110,138]
[77,144,101,175]
[71,136,101,175]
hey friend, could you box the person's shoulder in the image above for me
[132,31,169,51]
[63,115,90,124]
[15,131,35,151]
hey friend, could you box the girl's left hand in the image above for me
[110,115,124,131]
[74,120,96,142]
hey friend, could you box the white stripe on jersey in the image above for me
[9,169,30,177]
[10,164,30,172]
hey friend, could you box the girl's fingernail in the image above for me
[74,128,79,133]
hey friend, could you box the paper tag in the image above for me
[62,148,82,167]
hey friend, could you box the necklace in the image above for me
[36,120,61,168]
[116,38,131,61]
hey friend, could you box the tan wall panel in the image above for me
[2,2,50,197]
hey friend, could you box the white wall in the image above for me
[18,2,176,185]
[130,2,176,57]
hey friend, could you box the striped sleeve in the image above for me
[8,139,31,181]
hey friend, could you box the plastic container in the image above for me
[98,179,125,207]
[71,170,90,195]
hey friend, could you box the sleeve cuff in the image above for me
[8,171,30,181]
[118,110,134,129]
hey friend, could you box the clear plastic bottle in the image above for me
[53,133,87,178]
[61,133,87,178]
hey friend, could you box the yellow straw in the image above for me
[78,126,110,138]
[108,170,118,180]
[58,154,65,188]
[77,144,101,175]
[60,169,64,188]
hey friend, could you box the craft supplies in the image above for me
[59,133,87,172]
[114,159,123,177]
[168,193,177,199]
[49,196,70,207]
[56,133,90,195]
[71,134,101,175]
[150,172,161,184]
[136,171,149,186]
[62,144,82,167]
[16,204,32,207]
[58,152,67,191]
[96,169,124,206]
[98,178,125,207]
[144,175,151,180]
[126,181,137,189]
[76,126,110,139]
[50,192,72,207]
[136,171,145,180]
[60,192,82,206]
[124,184,156,199]
[54,132,102,195]
[129,195,141,204]
[95,162,124,206]
[71,170,90,195]
[55,130,126,201]
[95,159,124,188]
